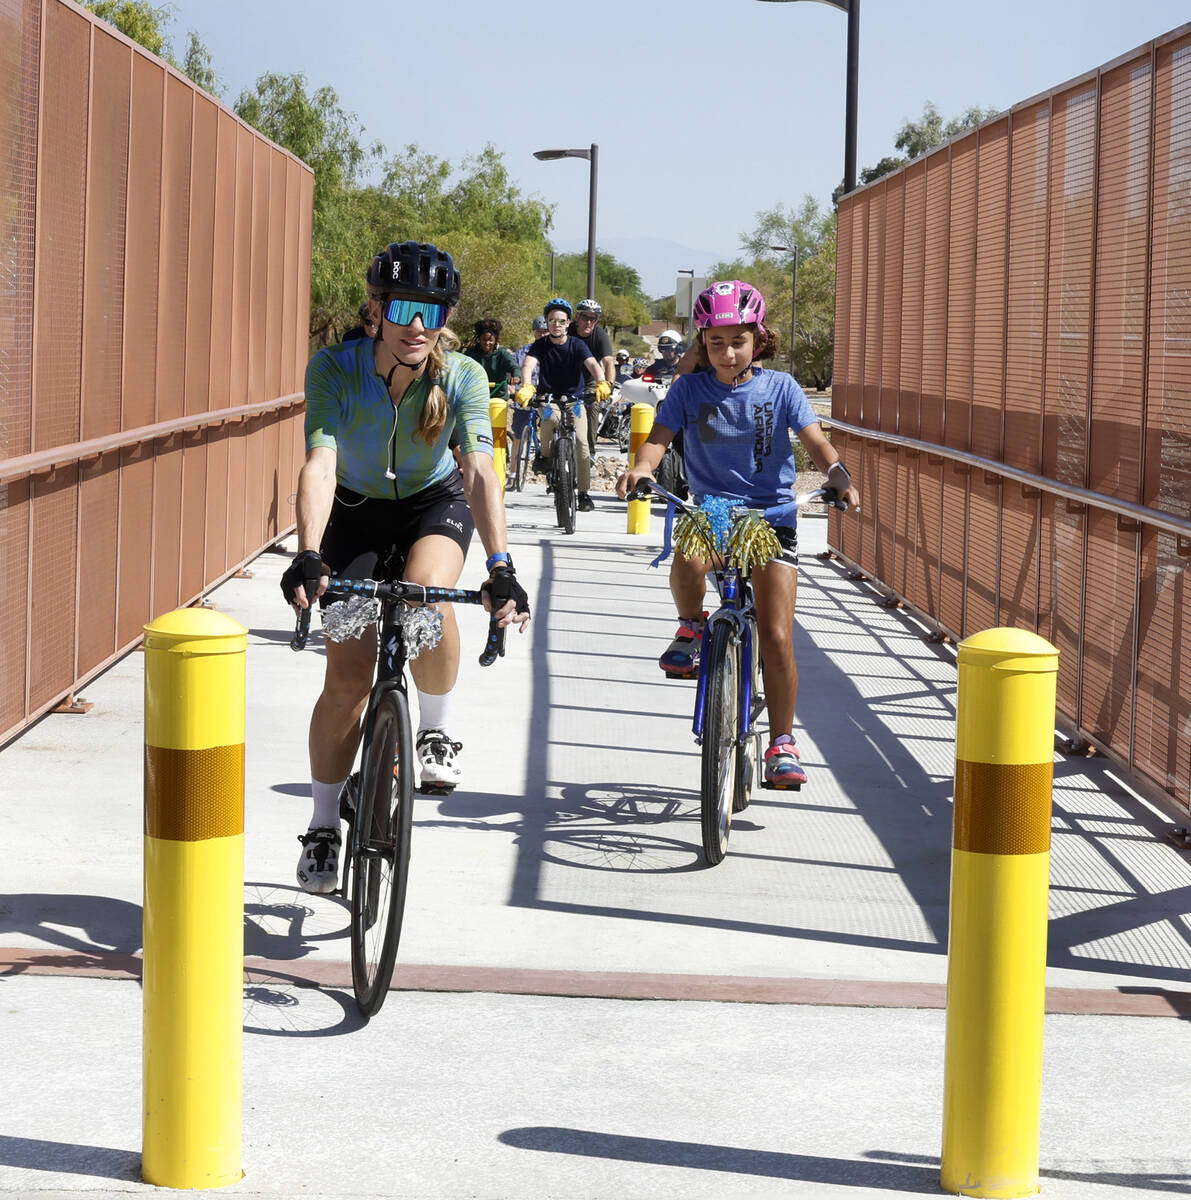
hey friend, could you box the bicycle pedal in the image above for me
[416,782,456,796]
[760,780,802,791]
[661,669,698,681]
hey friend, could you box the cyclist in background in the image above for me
[465,318,520,400]
[281,241,531,894]
[515,298,610,513]
[342,302,378,342]
[570,298,616,458]
[616,280,859,788]
[647,329,684,379]
[614,348,633,385]
[510,316,548,477]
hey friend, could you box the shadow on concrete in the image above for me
[498,1127,938,1192]
[499,539,1191,987]
[0,1135,139,1183]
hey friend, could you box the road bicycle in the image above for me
[630,479,845,865]
[510,403,541,493]
[291,576,503,1016]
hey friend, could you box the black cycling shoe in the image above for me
[577,492,594,512]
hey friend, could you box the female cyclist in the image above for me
[281,241,530,893]
[616,280,859,787]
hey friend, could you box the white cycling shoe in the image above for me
[416,728,462,794]
[296,825,341,894]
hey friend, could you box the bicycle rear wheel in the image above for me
[700,623,740,865]
[554,435,576,534]
[350,687,414,1017]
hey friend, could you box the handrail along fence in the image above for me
[829,23,1191,817]
[0,0,314,744]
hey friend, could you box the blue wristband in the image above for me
[486,552,511,572]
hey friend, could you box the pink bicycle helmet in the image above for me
[693,280,767,333]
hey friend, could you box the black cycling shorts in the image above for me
[771,525,799,568]
[319,474,475,592]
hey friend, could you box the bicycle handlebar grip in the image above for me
[823,485,847,511]
[478,613,506,667]
[290,606,312,651]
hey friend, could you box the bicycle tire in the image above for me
[554,435,575,534]
[350,687,414,1017]
[700,623,740,865]
[514,427,532,491]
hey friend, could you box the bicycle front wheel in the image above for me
[700,623,740,865]
[514,428,531,491]
[554,436,576,534]
[350,687,414,1017]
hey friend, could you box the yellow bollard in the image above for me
[627,402,655,534]
[143,608,247,1189]
[941,628,1058,1199]
[490,398,508,488]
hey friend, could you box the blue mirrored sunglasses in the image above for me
[382,297,449,329]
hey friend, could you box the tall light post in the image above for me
[769,245,799,366]
[757,0,859,194]
[534,144,599,298]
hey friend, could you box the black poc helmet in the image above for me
[366,241,461,307]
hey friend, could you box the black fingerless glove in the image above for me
[281,549,326,604]
[482,563,530,617]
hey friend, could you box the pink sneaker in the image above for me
[659,618,704,676]
[764,735,807,787]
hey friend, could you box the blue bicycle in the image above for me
[631,478,845,865]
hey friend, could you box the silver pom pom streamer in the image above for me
[399,605,444,660]
[322,595,380,642]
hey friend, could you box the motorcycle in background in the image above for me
[616,374,688,499]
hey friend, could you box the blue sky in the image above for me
[164,0,1189,296]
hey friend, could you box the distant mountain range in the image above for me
[552,234,731,300]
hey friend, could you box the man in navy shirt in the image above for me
[515,298,610,512]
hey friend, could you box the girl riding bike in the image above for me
[617,280,860,788]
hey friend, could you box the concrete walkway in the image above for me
[2,473,1189,1198]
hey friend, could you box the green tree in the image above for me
[86,1,173,58]
[549,250,651,332]
[895,100,1001,159]
[180,30,220,95]
[832,101,1001,205]
[726,196,837,388]
[235,73,379,344]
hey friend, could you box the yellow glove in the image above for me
[594,380,612,404]
[514,384,535,408]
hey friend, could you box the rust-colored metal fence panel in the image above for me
[0,0,313,744]
[831,23,1191,816]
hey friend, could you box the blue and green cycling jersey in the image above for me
[304,339,493,499]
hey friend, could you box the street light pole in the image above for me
[757,0,859,194]
[586,143,598,299]
[534,144,599,299]
[769,246,799,366]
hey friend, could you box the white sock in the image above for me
[310,778,346,829]
[416,687,453,735]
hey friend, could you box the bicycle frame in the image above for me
[631,479,840,750]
